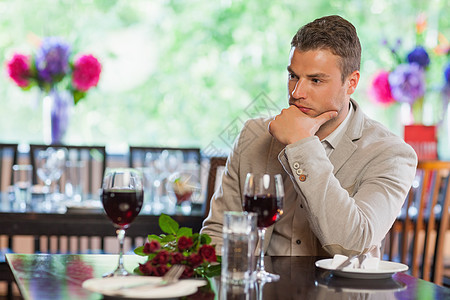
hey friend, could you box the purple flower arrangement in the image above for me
[6,37,101,104]
[370,43,434,106]
[369,16,449,116]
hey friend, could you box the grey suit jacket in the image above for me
[201,99,417,257]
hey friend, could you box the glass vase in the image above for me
[42,89,73,145]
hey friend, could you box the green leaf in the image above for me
[73,89,86,105]
[160,235,176,243]
[200,233,212,245]
[133,266,144,275]
[177,227,192,237]
[159,213,179,234]
[204,264,221,277]
[147,234,162,242]
[134,245,145,256]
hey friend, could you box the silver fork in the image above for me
[112,264,185,294]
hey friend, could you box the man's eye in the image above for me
[288,73,297,80]
[312,78,321,84]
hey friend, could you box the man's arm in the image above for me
[200,122,249,253]
[279,135,417,256]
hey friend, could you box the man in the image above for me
[201,15,417,257]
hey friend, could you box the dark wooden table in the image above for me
[0,190,205,240]
[5,253,450,300]
[0,194,205,299]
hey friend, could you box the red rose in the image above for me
[181,266,194,279]
[72,54,101,92]
[139,261,154,275]
[178,236,193,251]
[187,253,203,268]
[7,53,31,88]
[154,264,169,276]
[199,245,217,263]
[170,252,184,264]
[143,240,161,254]
[152,250,169,265]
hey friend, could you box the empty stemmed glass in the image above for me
[36,147,66,211]
[243,173,284,282]
[101,168,144,277]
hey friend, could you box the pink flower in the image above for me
[138,261,155,275]
[181,266,194,279]
[154,264,169,276]
[178,236,193,251]
[170,252,184,264]
[152,250,169,265]
[6,54,31,88]
[143,240,161,254]
[198,244,217,263]
[187,253,203,268]
[369,70,395,105]
[72,54,101,92]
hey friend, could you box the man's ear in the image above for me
[346,70,360,95]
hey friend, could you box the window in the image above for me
[1,0,447,154]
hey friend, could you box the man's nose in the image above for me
[291,79,306,99]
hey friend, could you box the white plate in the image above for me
[82,276,207,299]
[315,258,409,279]
[65,200,103,213]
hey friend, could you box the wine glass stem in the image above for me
[117,228,126,270]
[258,227,266,272]
[44,181,52,210]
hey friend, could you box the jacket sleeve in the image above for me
[278,135,417,256]
[200,122,250,254]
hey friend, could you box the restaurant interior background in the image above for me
[0,1,449,297]
[0,0,449,157]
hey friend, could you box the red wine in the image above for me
[102,189,143,227]
[243,195,282,228]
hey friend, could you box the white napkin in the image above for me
[331,254,380,271]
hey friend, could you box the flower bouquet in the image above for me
[369,14,449,125]
[134,214,221,279]
[6,36,101,104]
[5,37,102,144]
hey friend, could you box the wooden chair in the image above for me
[0,143,18,300]
[204,156,227,218]
[0,143,18,193]
[386,160,450,285]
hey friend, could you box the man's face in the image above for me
[287,47,358,132]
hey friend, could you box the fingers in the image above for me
[315,110,338,126]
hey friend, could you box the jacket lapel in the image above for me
[329,99,364,175]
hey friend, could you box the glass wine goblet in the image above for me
[243,173,284,282]
[36,147,66,211]
[101,168,144,277]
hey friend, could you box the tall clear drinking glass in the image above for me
[243,173,284,282]
[101,168,144,277]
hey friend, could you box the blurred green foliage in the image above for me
[0,0,448,153]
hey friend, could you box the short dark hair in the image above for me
[291,15,361,82]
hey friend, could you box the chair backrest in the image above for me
[204,156,227,218]
[29,144,107,196]
[386,160,450,285]
[0,143,18,192]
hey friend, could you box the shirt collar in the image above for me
[321,101,354,149]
